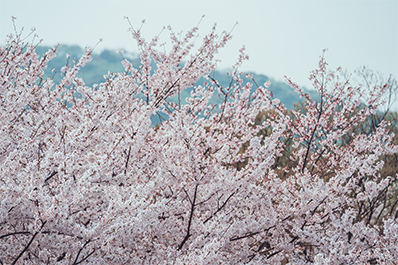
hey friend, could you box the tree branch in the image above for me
[124,145,131,175]
[203,189,238,224]
[11,220,46,265]
[302,124,317,173]
[73,239,95,265]
[44,170,58,183]
[0,231,31,240]
[178,184,198,250]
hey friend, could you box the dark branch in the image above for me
[267,250,282,259]
[12,220,46,265]
[124,146,131,175]
[178,184,198,250]
[73,239,93,265]
[230,231,260,242]
[44,170,58,183]
[203,189,238,224]
[302,124,317,173]
[0,231,31,240]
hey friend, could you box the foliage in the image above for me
[1,19,397,264]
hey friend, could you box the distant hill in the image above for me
[35,45,317,110]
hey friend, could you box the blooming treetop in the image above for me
[1,18,397,264]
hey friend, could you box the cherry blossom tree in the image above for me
[1,18,397,264]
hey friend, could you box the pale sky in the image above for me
[1,0,397,91]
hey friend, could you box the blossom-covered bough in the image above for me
[1,18,397,264]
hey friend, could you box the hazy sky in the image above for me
[1,0,397,90]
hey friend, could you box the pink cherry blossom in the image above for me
[0,21,397,264]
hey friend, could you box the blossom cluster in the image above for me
[0,20,397,264]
